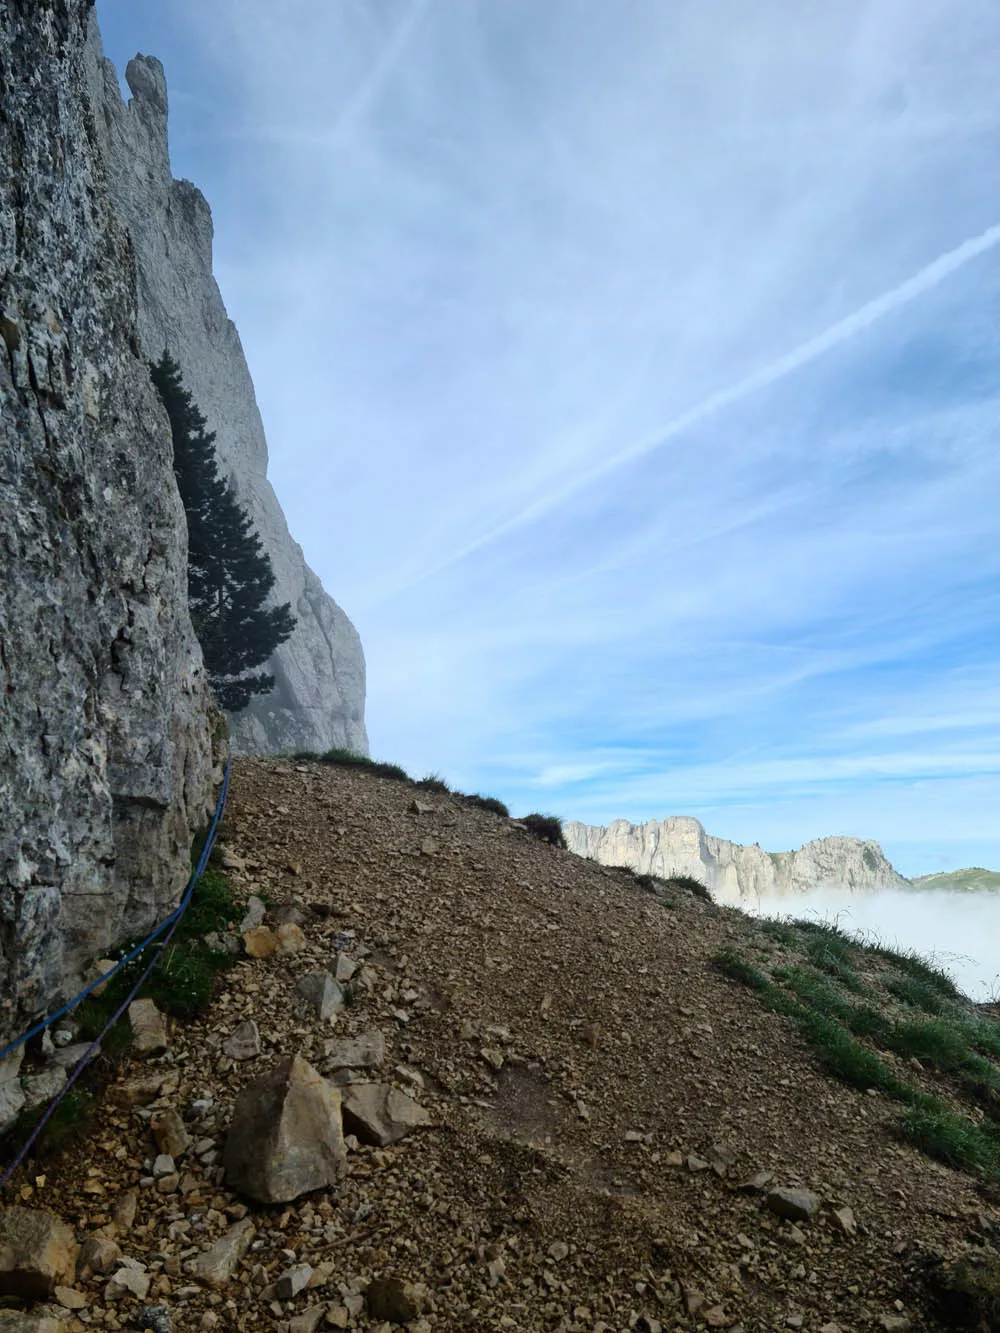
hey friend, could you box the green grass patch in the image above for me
[667,873,712,901]
[886,974,947,1015]
[521,813,567,848]
[4,1090,96,1162]
[462,794,511,818]
[75,856,238,1037]
[898,1105,1000,1177]
[311,748,412,782]
[759,919,800,946]
[415,774,451,795]
[858,937,961,1001]
[714,947,772,994]
[716,938,1000,1183]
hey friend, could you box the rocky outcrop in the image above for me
[0,1,216,1043]
[563,815,910,904]
[83,24,368,757]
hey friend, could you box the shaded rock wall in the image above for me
[564,815,910,904]
[84,26,368,757]
[0,1,216,1041]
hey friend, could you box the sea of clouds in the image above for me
[742,887,1000,1003]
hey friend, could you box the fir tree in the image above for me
[150,351,295,712]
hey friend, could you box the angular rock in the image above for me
[109,1075,166,1108]
[21,1067,67,1113]
[110,1193,137,1233]
[828,1204,857,1237]
[238,896,266,932]
[289,1309,326,1333]
[276,1264,313,1298]
[77,1235,122,1278]
[188,1218,255,1289]
[765,1188,823,1222]
[334,952,357,984]
[276,923,307,953]
[366,1275,426,1323]
[341,1083,432,1147]
[53,1285,87,1310]
[0,1050,25,1133]
[323,1031,386,1072]
[223,1055,346,1203]
[735,1170,774,1194]
[129,999,168,1056]
[150,1108,190,1159]
[51,1042,99,1071]
[222,1020,261,1061]
[106,1265,151,1300]
[0,1208,78,1299]
[243,926,278,959]
[296,972,344,1021]
[152,1154,175,1179]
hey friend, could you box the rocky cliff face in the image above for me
[0,1,217,1043]
[83,24,368,758]
[564,816,910,903]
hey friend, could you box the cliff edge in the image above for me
[84,22,368,758]
[0,2,216,1042]
[564,814,910,903]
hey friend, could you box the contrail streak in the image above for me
[329,0,430,146]
[389,221,1000,598]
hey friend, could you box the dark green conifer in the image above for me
[150,351,295,712]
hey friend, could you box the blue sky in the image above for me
[96,0,1000,878]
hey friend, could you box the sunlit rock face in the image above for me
[563,816,910,903]
[84,23,368,757]
[0,1,216,1042]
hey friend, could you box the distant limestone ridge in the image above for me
[910,868,1000,894]
[83,23,368,757]
[563,816,910,904]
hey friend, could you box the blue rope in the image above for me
[0,761,232,1191]
[0,761,231,1072]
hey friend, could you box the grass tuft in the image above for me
[521,813,567,848]
[415,774,451,795]
[859,937,961,1001]
[898,1105,1000,1177]
[662,873,712,901]
[311,748,412,781]
[461,794,511,819]
[714,947,772,994]
[759,919,800,946]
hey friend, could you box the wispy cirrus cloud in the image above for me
[96,0,1000,880]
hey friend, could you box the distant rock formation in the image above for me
[563,816,910,904]
[0,2,216,1042]
[910,868,1000,894]
[83,26,368,757]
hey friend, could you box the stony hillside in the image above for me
[2,758,999,1332]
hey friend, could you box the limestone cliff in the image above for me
[564,816,910,904]
[0,1,216,1042]
[84,24,368,757]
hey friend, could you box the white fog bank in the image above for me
[740,887,1000,1003]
